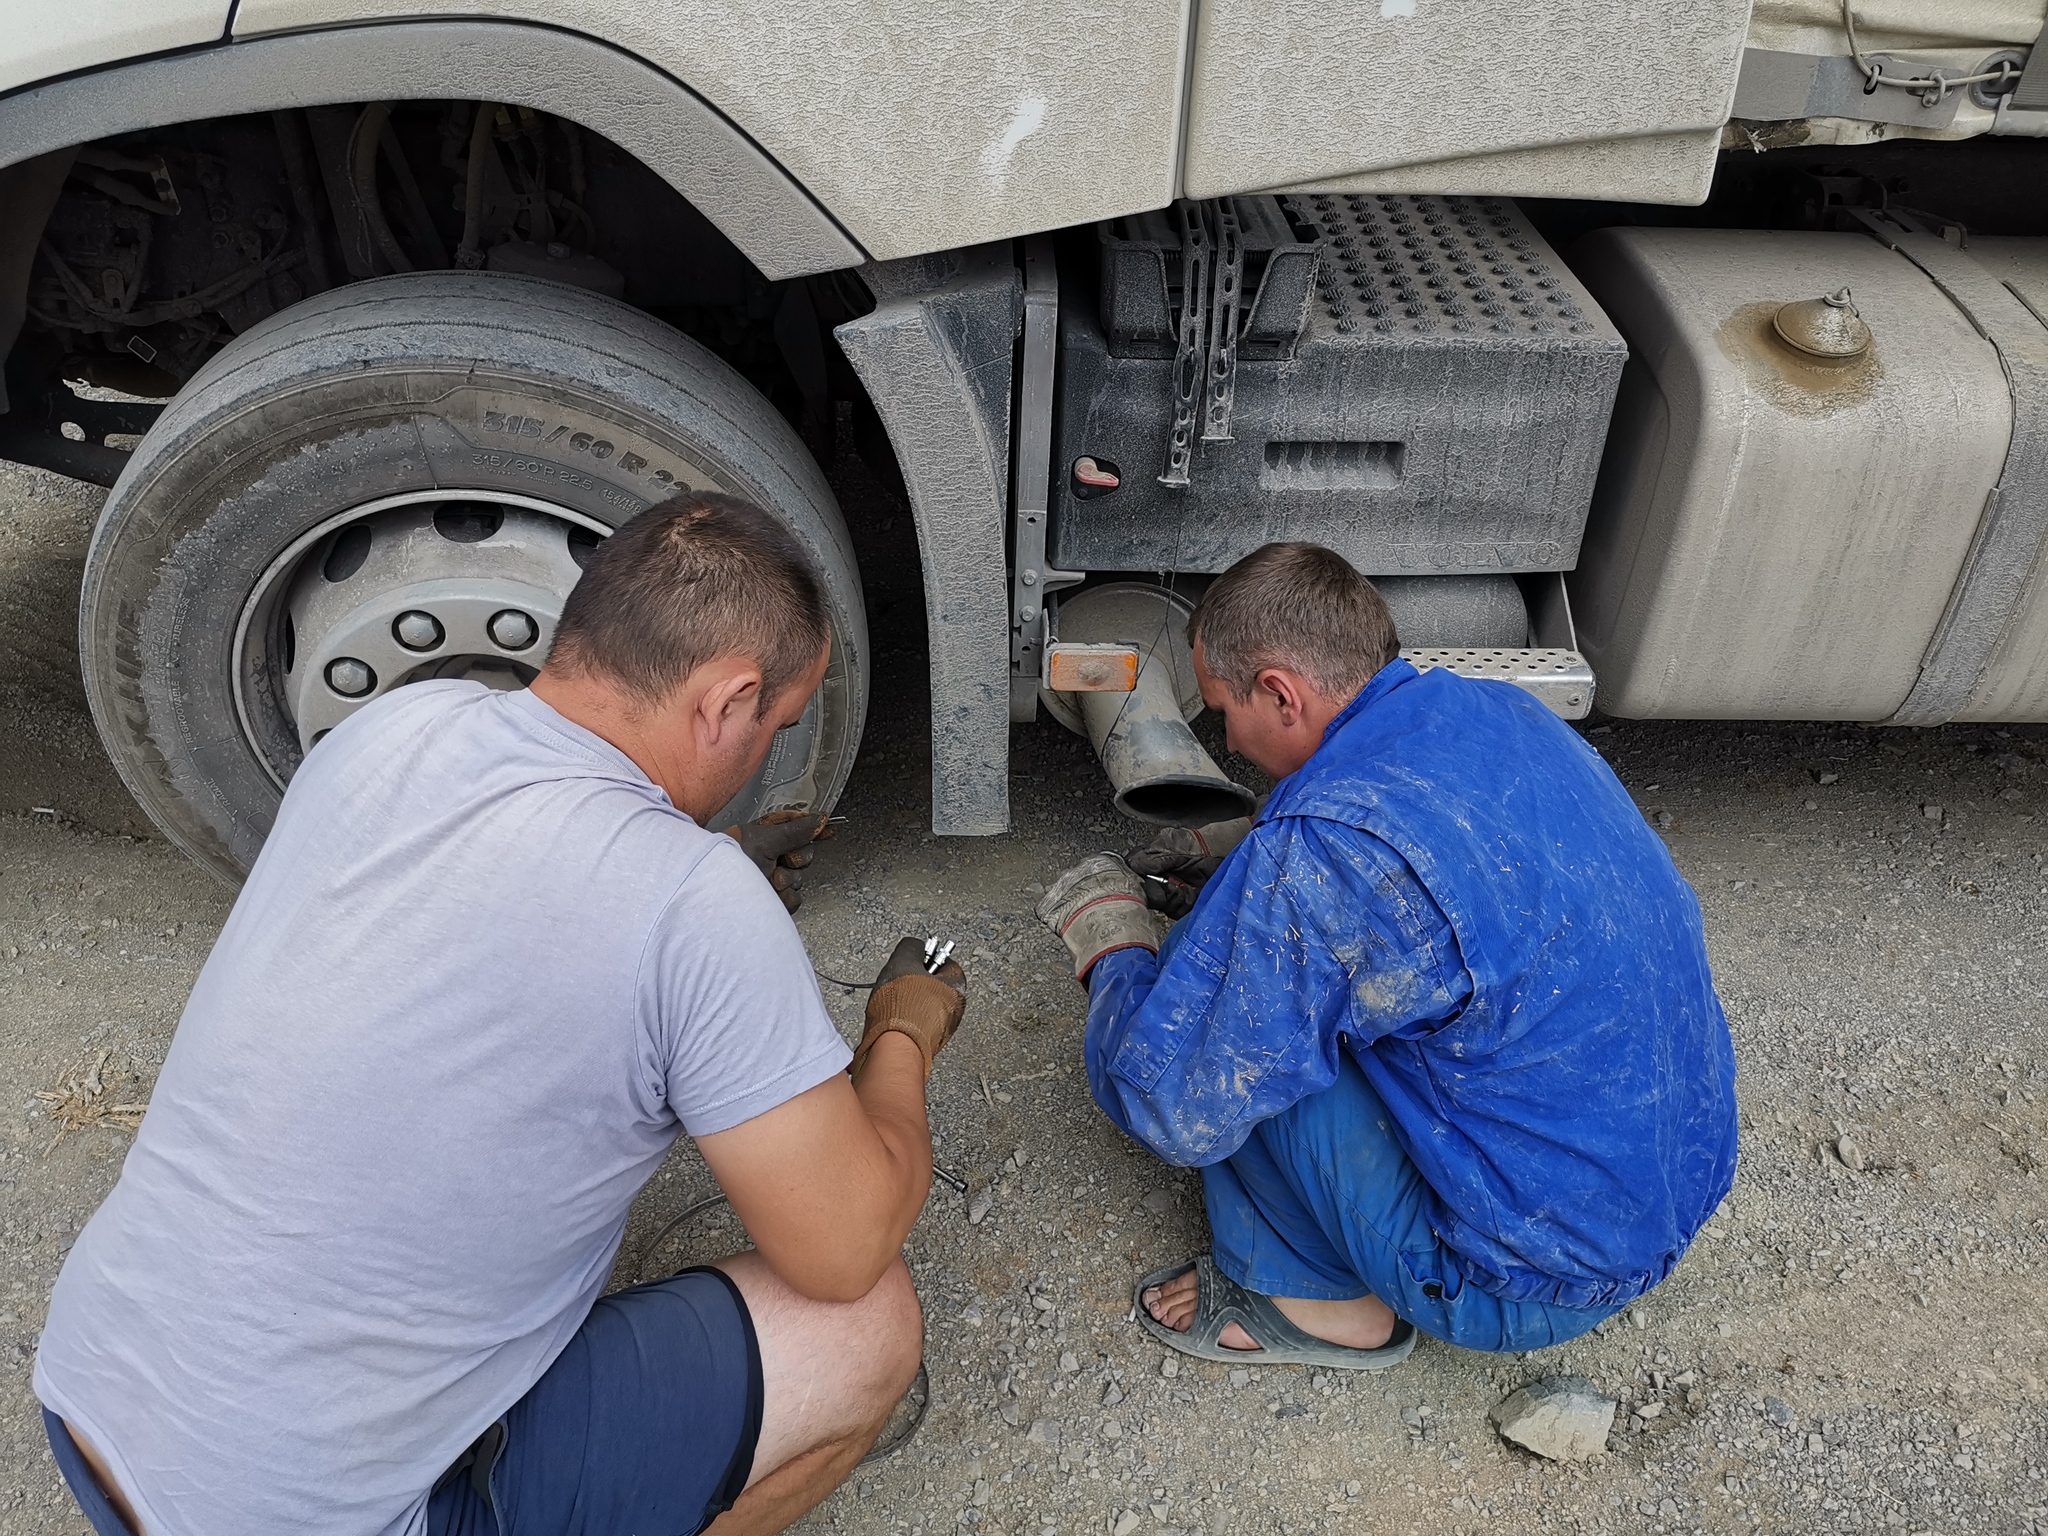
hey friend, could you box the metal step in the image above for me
[1402,647,1594,720]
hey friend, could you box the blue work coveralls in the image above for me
[1085,659,1738,1352]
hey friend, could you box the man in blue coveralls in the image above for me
[1036,542,1737,1369]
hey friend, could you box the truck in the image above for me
[3,0,2046,882]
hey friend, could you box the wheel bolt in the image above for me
[488,609,538,650]
[393,610,444,651]
[326,657,376,697]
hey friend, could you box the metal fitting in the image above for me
[488,609,539,650]
[393,610,444,651]
[326,658,376,697]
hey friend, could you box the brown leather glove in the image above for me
[850,936,967,1082]
[722,809,834,912]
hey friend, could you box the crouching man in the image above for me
[1037,543,1736,1369]
[37,493,963,1536]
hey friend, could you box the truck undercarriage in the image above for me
[5,44,2048,876]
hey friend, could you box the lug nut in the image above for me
[326,657,376,697]
[488,609,538,650]
[393,610,444,651]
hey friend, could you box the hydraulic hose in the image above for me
[456,102,493,270]
[349,102,413,274]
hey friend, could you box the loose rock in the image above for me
[968,1189,994,1225]
[1835,1133,1866,1172]
[1488,1376,1617,1462]
[1113,1511,1143,1536]
[1026,1418,1060,1448]
[1160,1356,1179,1379]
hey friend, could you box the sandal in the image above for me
[1134,1256,1417,1370]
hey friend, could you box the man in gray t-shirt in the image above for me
[37,494,964,1536]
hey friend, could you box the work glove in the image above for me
[1126,817,1252,918]
[1035,853,1158,981]
[722,809,834,912]
[850,936,968,1082]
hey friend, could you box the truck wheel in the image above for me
[79,273,868,884]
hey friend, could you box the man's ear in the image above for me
[697,666,765,743]
[1255,667,1304,724]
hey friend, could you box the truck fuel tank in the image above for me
[1567,228,2021,721]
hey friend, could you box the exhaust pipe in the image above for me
[1040,583,1256,828]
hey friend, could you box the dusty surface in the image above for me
[1,449,2045,1536]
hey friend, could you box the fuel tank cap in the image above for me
[1773,288,1872,360]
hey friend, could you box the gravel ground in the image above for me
[1,448,2044,1536]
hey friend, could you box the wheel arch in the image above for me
[0,18,866,283]
[2,23,1025,843]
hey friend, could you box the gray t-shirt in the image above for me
[35,682,850,1536]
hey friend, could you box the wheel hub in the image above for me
[254,497,600,757]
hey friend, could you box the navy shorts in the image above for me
[48,1266,762,1536]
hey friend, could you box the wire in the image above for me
[34,236,303,333]
[456,101,494,270]
[1839,0,2020,103]
[350,103,414,274]
[633,1189,931,1463]
[634,1192,736,1282]
[815,971,877,990]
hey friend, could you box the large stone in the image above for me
[1489,1376,1617,1462]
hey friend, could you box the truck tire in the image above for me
[79,272,868,885]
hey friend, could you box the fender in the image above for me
[836,248,1021,835]
[0,19,865,281]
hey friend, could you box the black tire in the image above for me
[79,272,868,884]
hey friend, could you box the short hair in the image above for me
[1188,542,1399,701]
[545,492,829,712]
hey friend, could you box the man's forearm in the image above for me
[852,1033,934,1245]
[1083,939,1276,1170]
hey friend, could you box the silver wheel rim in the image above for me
[232,490,613,790]
[230,488,838,823]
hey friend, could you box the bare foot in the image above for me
[1142,1267,1397,1352]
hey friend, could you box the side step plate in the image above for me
[1401,648,1595,720]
